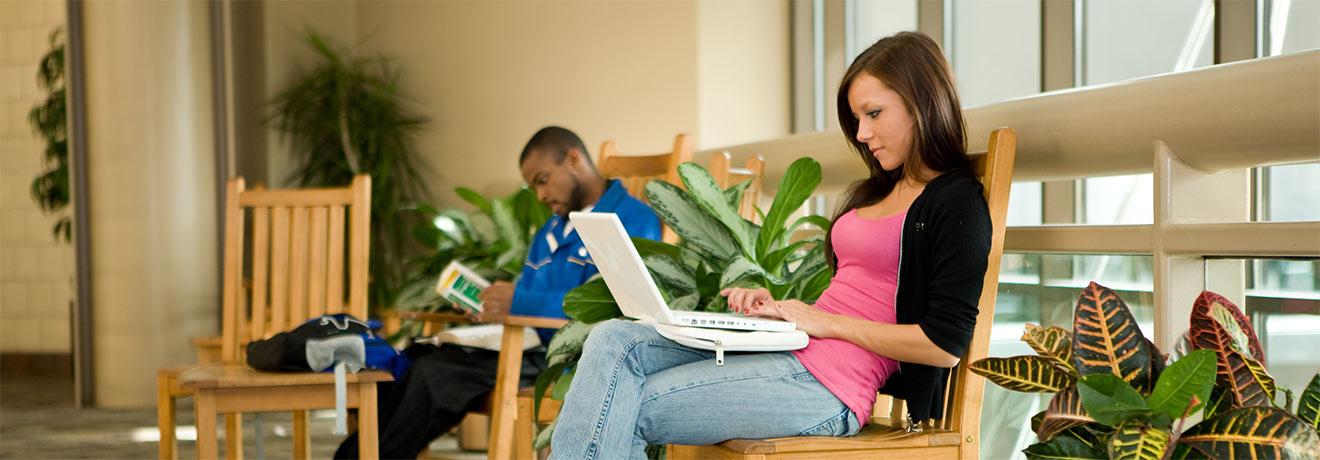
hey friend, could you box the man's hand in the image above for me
[474,281,515,323]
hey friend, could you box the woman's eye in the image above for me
[867,110,881,119]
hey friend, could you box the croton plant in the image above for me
[971,282,1320,459]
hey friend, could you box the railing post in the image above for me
[1151,141,1251,351]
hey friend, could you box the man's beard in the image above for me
[562,180,586,216]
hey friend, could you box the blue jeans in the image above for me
[549,319,861,460]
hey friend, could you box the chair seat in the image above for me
[700,424,962,455]
[177,364,393,390]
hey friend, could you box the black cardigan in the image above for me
[869,168,991,423]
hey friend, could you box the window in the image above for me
[1205,257,1320,405]
[985,253,1154,459]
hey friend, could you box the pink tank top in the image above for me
[792,209,903,426]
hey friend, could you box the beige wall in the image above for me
[352,0,703,201]
[0,0,72,355]
[696,0,791,150]
[235,0,792,203]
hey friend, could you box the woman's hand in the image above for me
[719,287,774,314]
[746,299,836,338]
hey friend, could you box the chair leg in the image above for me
[195,390,220,460]
[157,373,177,460]
[357,383,379,460]
[225,414,244,460]
[514,396,533,460]
[292,410,311,459]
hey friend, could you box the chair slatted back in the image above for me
[220,175,372,364]
[708,151,765,222]
[596,134,694,243]
[939,128,1017,456]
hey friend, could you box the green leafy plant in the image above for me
[27,28,69,242]
[971,283,1320,460]
[530,158,832,449]
[388,186,550,338]
[270,28,432,312]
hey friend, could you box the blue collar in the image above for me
[546,179,630,251]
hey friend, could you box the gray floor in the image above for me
[0,376,482,459]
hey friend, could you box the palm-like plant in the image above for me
[970,283,1320,459]
[28,28,69,242]
[530,158,833,448]
[270,28,432,311]
[387,186,551,339]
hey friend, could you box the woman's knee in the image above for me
[583,318,649,350]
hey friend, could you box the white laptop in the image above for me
[569,212,796,333]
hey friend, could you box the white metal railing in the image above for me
[697,50,1319,188]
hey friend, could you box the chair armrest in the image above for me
[502,315,569,330]
[398,311,474,325]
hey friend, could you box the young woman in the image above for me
[549,31,992,459]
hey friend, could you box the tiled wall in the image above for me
[0,0,71,354]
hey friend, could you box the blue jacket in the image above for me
[511,179,661,341]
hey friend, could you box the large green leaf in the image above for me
[455,186,493,214]
[552,366,576,401]
[669,293,700,311]
[645,180,738,260]
[545,320,595,367]
[563,278,621,324]
[1218,347,1277,408]
[1038,387,1095,441]
[755,158,822,258]
[1024,323,1076,374]
[795,265,833,303]
[644,255,696,293]
[1107,420,1171,460]
[1071,282,1152,389]
[723,179,753,213]
[971,356,1076,393]
[632,237,683,262]
[1147,349,1217,420]
[1298,373,1320,431]
[533,419,556,450]
[719,256,782,288]
[678,162,756,257]
[1077,373,1150,425]
[1180,406,1320,459]
[1189,291,1265,362]
[1023,435,1106,460]
[489,199,525,250]
[532,362,567,422]
[760,238,821,277]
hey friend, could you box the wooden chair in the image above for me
[510,150,768,459]
[668,127,1017,460]
[596,133,694,243]
[157,175,393,459]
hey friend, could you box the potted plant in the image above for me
[28,28,69,242]
[270,28,432,314]
[386,186,551,340]
[531,158,833,448]
[970,282,1320,459]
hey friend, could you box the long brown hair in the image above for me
[826,31,969,270]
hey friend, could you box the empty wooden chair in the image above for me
[157,175,393,459]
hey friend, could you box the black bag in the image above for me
[246,315,372,373]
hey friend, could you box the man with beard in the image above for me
[336,126,661,458]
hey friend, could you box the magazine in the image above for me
[435,261,489,314]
